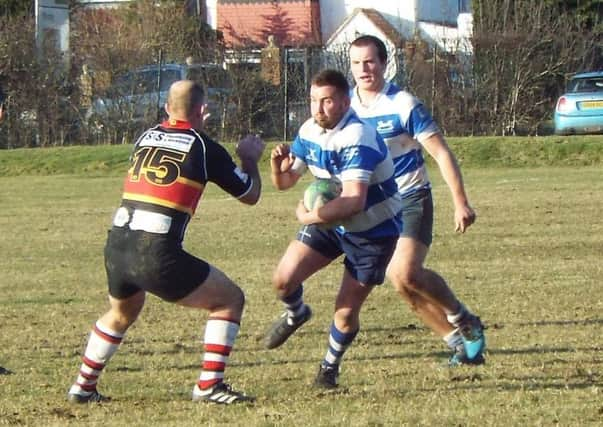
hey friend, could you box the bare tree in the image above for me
[472,0,601,135]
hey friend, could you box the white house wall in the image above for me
[320,0,417,42]
[418,21,459,51]
[320,1,471,44]
[206,0,217,29]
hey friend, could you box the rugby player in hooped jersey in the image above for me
[349,35,486,366]
[264,69,403,388]
[67,80,264,404]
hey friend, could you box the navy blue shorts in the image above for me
[104,227,210,302]
[400,189,433,246]
[296,225,397,286]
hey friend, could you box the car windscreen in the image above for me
[568,77,603,93]
[111,69,181,96]
[186,66,232,91]
[159,69,182,92]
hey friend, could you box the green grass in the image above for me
[0,142,602,426]
[0,135,602,177]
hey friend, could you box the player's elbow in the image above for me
[238,183,261,205]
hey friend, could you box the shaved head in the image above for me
[167,80,205,118]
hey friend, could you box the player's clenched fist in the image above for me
[237,134,265,163]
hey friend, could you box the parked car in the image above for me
[87,62,233,135]
[554,71,603,135]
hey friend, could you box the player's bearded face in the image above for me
[310,85,350,129]
[350,44,386,92]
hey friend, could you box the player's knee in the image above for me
[333,307,359,330]
[389,267,423,292]
[108,307,139,330]
[230,286,245,313]
[271,270,291,298]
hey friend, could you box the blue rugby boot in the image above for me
[449,315,486,367]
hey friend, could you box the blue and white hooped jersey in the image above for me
[351,82,440,197]
[290,109,402,239]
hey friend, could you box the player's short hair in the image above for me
[350,35,388,64]
[311,69,350,97]
[167,80,205,116]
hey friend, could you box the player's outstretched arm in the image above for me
[236,134,265,205]
[421,133,476,233]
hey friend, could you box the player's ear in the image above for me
[164,103,170,116]
[343,94,351,110]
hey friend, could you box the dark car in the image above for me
[554,71,603,135]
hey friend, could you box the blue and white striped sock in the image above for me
[282,285,306,324]
[322,322,358,368]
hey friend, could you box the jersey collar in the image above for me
[354,82,390,109]
[161,118,193,129]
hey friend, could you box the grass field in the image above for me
[0,140,602,426]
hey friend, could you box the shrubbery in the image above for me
[0,0,600,148]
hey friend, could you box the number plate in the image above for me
[580,100,603,109]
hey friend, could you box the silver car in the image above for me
[88,62,232,132]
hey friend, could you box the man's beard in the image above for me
[314,114,333,129]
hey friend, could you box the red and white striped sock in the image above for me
[69,321,124,396]
[195,317,239,392]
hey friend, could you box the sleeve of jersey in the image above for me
[205,141,253,199]
[290,135,307,161]
[290,135,308,175]
[405,103,441,142]
[338,144,383,183]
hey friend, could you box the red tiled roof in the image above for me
[218,0,321,47]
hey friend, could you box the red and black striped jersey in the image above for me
[119,119,252,238]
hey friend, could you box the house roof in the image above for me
[218,0,321,47]
[325,8,404,47]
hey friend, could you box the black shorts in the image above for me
[400,189,433,246]
[104,227,210,302]
[296,225,397,286]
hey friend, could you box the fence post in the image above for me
[156,49,163,123]
[283,48,289,142]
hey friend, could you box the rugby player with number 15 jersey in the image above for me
[67,80,264,404]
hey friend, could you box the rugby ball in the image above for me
[303,178,342,211]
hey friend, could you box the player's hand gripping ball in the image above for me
[303,178,342,211]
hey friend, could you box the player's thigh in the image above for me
[388,236,429,275]
[274,240,333,287]
[105,291,146,327]
[176,265,243,311]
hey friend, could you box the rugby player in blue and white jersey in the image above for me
[264,69,402,388]
[348,35,485,366]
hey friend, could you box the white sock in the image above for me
[195,317,239,392]
[69,321,124,395]
[446,304,469,328]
